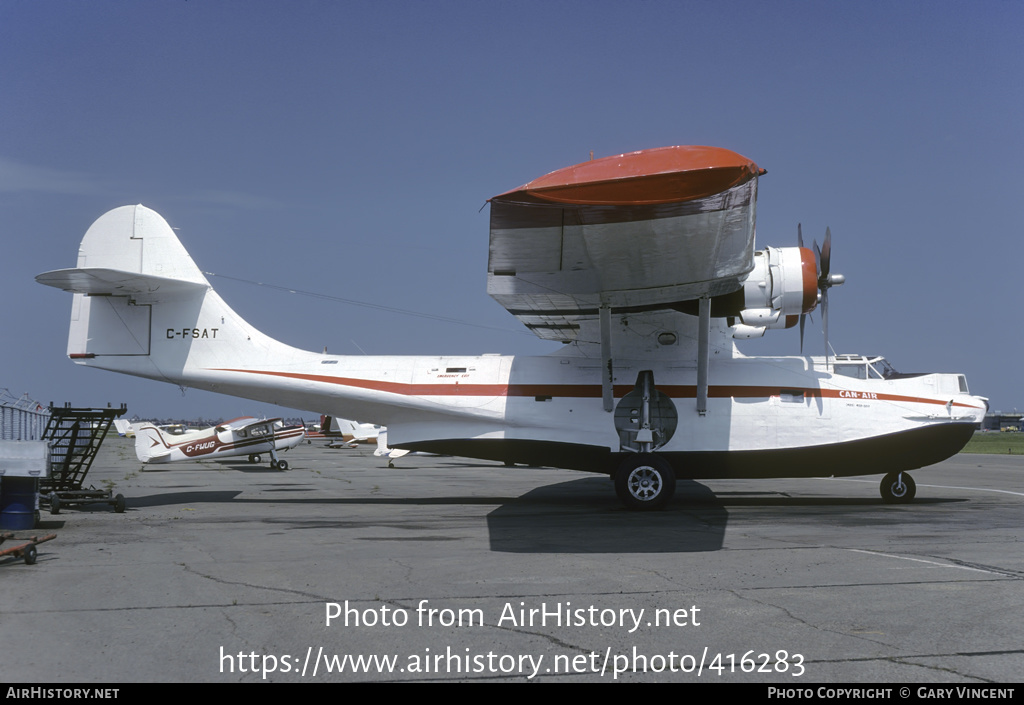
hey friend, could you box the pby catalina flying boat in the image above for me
[36,145,987,509]
[133,417,305,469]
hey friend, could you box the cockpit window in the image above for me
[869,358,897,379]
[832,364,866,379]
[834,357,898,380]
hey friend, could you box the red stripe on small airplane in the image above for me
[210,368,985,410]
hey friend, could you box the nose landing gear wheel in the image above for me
[614,454,675,511]
[880,471,916,504]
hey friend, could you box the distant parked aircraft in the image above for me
[133,417,304,469]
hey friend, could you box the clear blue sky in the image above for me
[2,1,1021,420]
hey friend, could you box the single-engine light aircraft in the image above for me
[304,415,382,447]
[36,146,987,509]
[133,417,305,469]
[326,417,384,448]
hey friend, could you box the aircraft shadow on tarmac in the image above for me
[484,479,962,554]
[484,477,728,553]
[124,490,244,507]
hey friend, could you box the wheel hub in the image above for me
[628,466,662,500]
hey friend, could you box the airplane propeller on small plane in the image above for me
[798,224,845,359]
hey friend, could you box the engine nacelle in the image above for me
[736,246,817,329]
[731,323,767,339]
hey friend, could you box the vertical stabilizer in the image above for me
[76,205,209,285]
[134,424,169,463]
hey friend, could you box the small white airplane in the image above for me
[112,418,135,437]
[322,416,383,448]
[338,418,383,444]
[37,145,987,509]
[303,415,382,447]
[133,417,305,469]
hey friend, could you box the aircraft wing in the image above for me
[487,145,763,341]
[218,416,262,430]
[224,418,283,439]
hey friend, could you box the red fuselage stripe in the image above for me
[210,368,984,410]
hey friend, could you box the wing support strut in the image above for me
[601,304,613,412]
[697,296,710,416]
[636,371,654,452]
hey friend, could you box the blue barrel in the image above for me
[0,477,38,530]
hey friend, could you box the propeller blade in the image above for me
[814,227,838,363]
[822,287,829,362]
[820,226,832,282]
[799,224,841,360]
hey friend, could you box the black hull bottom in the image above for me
[399,423,978,479]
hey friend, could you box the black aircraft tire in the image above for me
[249,454,261,464]
[880,472,916,504]
[277,460,288,471]
[614,454,676,511]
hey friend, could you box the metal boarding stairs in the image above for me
[40,404,127,514]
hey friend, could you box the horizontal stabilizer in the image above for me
[35,268,208,300]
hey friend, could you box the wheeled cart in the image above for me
[0,531,56,565]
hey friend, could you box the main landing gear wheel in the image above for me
[614,454,676,511]
[248,454,261,464]
[271,460,288,471]
[880,471,916,504]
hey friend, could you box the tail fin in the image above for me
[36,204,209,361]
[134,423,170,463]
[36,205,301,387]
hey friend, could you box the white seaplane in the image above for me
[133,417,305,469]
[36,145,987,509]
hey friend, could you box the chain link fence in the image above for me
[0,389,51,441]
